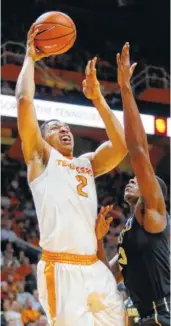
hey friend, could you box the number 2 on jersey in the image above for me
[76,175,88,198]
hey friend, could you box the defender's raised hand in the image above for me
[117,42,137,89]
[82,57,101,100]
[95,205,113,240]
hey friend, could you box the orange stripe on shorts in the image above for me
[44,262,56,320]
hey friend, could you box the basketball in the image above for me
[33,11,76,55]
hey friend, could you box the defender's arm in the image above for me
[117,43,166,233]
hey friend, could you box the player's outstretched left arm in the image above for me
[117,42,166,233]
[82,58,127,177]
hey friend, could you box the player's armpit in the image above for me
[131,147,166,233]
[109,254,123,284]
[17,97,44,164]
[82,141,127,178]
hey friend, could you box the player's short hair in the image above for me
[40,119,61,138]
[156,176,168,200]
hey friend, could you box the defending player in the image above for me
[96,43,170,326]
[15,25,127,326]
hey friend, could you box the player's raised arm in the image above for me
[117,42,166,233]
[82,58,127,177]
[15,25,48,164]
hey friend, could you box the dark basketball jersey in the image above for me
[117,214,170,317]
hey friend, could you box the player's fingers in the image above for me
[89,60,96,79]
[28,30,39,48]
[27,25,34,38]
[91,68,97,80]
[30,29,39,44]
[130,62,137,75]
[89,59,93,72]
[122,42,130,66]
[125,42,130,66]
[85,61,91,75]
[82,79,87,87]
[92,57,97,70]
[36,53,46,61]
[100,206,105,215]
[121,43,127,62]
[116,53,121,67]
[28,24,36,40]
[106,216,113,225]
[121,44,126,64]
[103,205,110,213]
[104,205,113,215]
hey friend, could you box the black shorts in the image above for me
[138,310,170,326]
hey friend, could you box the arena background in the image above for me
[1,0,170,325]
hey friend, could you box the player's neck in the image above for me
[64,154,73,160]
[130,204,136,216]
[54,147,73,159]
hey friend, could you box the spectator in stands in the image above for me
[24,201,35,218]
[6,274,18,295]
[27,232,39,247]
[24,264,37,294]
[36,315,48,326]
[22,298,42,325]
[3,298,23,326]
[7,262,24,282]
[0,249,4,267]
[1,281,9,301]
[1,219,17,242]
[17,257,32,278]
[30,289,42,312]
[4,243,20,266]
[18,250,26,264]
[17,282,33,307]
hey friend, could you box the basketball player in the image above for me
[15,25,127,326]
[96,43,170,326]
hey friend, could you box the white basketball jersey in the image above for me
[29,148,98,254]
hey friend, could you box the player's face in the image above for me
[124,177,140,206]
[45,121,74,155]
